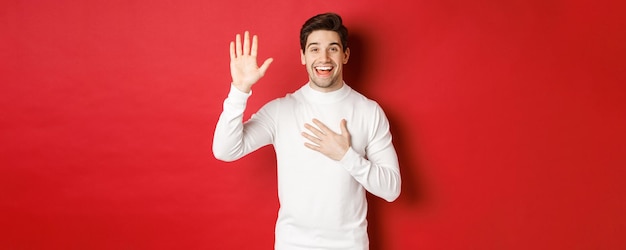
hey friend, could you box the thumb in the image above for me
[259,58,273,76]
[340,119,350,137]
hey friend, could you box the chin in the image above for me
[312,80,339,89]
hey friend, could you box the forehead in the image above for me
[306,30,342,47]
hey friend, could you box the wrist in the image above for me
[231,82,251,93]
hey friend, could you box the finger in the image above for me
[312,119,332,134]
[304,123,325,137]
[243,31,250,55]
[251,35,258,57]
[301,132,321,144]
[304,142,321,151]
[229,41,236,60]
[235,33,242,56]
[259,58,273,76]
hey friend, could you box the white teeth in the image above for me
[315,66,332,71]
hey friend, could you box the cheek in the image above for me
[340,55,348,64]
[302,56,313,66]
[334,56,345,65]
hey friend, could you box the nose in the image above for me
[319,50,330,62]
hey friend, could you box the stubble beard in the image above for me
[311,75,340,89]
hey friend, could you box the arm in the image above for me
[212,31,274,161]
[301,107,401,202]
[339,117,401,202]
[212,86,276,161]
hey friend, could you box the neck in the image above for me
[308,79,344,93]
[301,81,351,104]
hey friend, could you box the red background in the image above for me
[1,0,625,249]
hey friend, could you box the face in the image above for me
[301,30,350,92]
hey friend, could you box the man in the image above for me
[213,13,401,250]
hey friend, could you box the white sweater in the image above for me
[213,83,401,250]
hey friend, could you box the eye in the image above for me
[329,47,339,52]
[309,47,319,53]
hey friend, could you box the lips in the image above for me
[314,65,333,77]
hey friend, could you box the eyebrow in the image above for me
[306,42,342,49]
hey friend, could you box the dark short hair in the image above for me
[300,13,348,52]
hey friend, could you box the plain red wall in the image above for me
[1,0,624,249]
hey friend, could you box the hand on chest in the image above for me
[277,103,369,157]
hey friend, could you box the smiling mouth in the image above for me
[314,66,334,77]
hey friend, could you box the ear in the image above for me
[300,49,306,65]
[343,47,350,64]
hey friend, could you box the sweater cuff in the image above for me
[224,84,252,110]
[338,147,361,172]
[229,84,252,99]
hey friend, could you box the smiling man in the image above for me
[213,13,401,250]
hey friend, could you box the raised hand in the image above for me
[230,31,273,93]
[302,119,351,161]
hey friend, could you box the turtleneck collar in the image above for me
[300,81,352,104]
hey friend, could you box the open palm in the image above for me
[229,31,273,93]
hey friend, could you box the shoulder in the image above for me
[348,87,384,111]
[259,87,302,111]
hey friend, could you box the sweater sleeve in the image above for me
[338,105,401,202]
[212,85,275,162]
